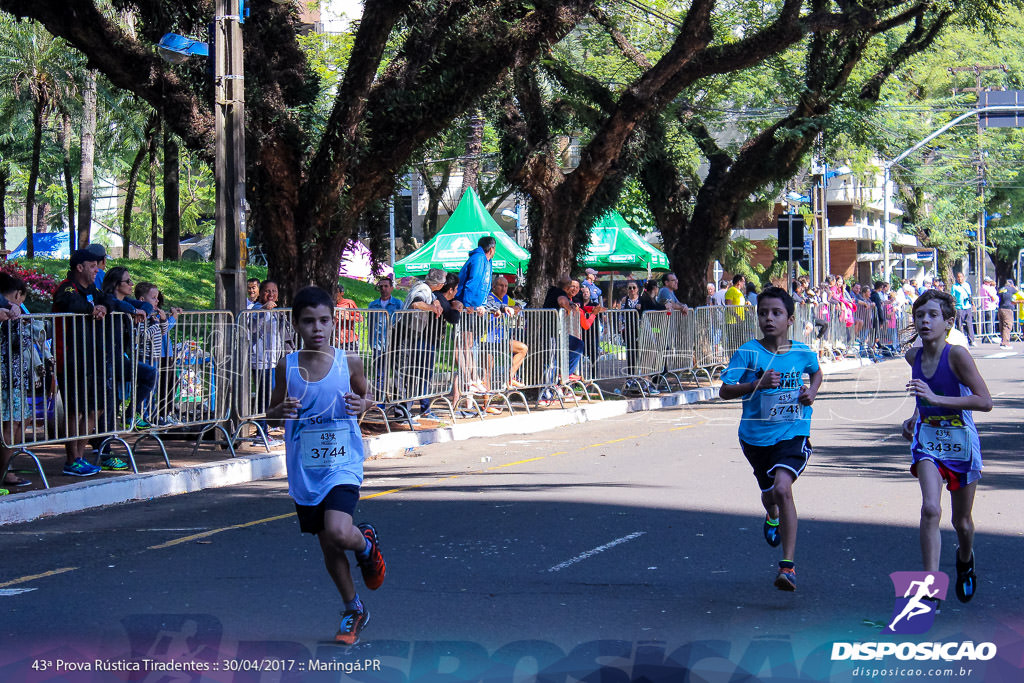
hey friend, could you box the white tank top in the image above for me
[284,348,365,505]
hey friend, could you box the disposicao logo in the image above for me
[884,571,948,635]
[831,571,997,663]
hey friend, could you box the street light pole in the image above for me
[214,0,246,315]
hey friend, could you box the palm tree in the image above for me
[0,15,77,257]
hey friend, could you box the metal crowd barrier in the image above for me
[515,308,568,408]
[0,312,137,488]
[365,308,458,430]
[235,308,296,448]
[134,310,236,461]
[455,309,527,415]
[662,309,705,387]
[693,306,757,377]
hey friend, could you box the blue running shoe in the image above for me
[63,458,101,477]
[954,548,975,603]
[764,517,781,547]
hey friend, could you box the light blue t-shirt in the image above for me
[284,348,365,505]
[721,339,820,446]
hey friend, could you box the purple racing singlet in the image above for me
[910,344,982,480]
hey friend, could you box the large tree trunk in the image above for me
[77,69,97,249]
[60,113,76,247]
[458,109,484,199]
[122,141,148,257]
[25,98,45,259]
[162,126,180,260]
[149,119,160,258]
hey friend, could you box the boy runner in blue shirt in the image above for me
[720,287,823,591]
[901,289,992,603]
[267,287,386,645]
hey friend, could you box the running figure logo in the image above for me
[884,571,949,634]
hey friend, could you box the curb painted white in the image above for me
[0,355,872,525]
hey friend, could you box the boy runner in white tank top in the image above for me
[902,290,992,604]
[267,286,386,645]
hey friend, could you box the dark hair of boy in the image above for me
[733,273,745,285]
[912,289,955,320]
[134,281,158,300]
[757,286,795,317]
[0,272,27,295]
[291,286,334,323]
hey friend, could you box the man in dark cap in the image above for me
[52,249,117,476]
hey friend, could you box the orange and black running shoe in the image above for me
[357,523,386,590]
[335,608,369,645]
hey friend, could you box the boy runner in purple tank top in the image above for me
[901,290,992,604]
[267,287,386,644]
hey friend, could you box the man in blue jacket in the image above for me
[456,236,496,311]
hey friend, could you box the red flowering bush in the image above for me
[0,261,61,312]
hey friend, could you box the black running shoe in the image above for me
[954,548,976,603]
[763,517,781,547]
[335,608,369,645]
[357,523,386,590]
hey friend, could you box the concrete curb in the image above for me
[0,355,874,525]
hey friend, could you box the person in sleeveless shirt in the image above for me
[901,290,992,604]
[267,287,387,645]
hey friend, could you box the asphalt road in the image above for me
[1,350,1022,682]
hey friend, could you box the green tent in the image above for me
[394,188,531,276]
[580,211,670,273]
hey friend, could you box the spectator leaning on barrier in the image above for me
[485,275,528,389]
[456,236,496,311]
[542,275,585,386]
[101,266,158,440]
[135,282,184,426]
[249,280,291,446]
[657,272,690,313]
[980,276,998,342]
[951,271,976,347]
[0,274,34,491]
[706,282,716,306]
[52,248,116,477]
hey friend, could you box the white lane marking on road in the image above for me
[983,352,1017,359]
[0,588,37,596]
[546,532,646,573]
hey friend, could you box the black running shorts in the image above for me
[295,484,360,535]
[739,435,811,492]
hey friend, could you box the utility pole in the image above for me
[214,0,247,315]
[949,64,1008,298]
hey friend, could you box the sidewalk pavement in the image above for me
[0,357,872,526]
